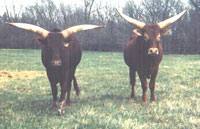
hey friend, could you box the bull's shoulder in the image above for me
[125,34,139,50]
[65,35,81,49]
[123,34,140,67]
[129,34,138,41]
[67,35,82,65]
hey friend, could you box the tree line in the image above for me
[0,0,200,54]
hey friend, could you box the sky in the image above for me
[0,0,130,15]
[0,0,189,15]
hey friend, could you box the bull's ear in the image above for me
[133,29,142,36]
[34,38,47,45]
[161,29,171,36]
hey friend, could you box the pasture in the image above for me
[0,49,200,129]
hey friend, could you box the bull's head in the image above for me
[6,22,103,66]
[117,8,188,56]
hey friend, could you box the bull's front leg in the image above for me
[58,79,68,115]
[50,83,58,110]
[149,68,158,102]
[57,68,74,115]
[66,68,76,106]
[129,68,136,99]
[46,70,58,110]
[138,72,148,103]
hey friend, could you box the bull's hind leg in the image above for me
[149,68,158,102]
[66,68,76,106]
[66,82,72,106]
[138,72,148,103]
[73,76,80,96]
[129,68,136,99]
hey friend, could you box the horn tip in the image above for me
[98,25,104,28]
[5,22,11,24]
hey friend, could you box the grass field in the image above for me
[0,49,200,129]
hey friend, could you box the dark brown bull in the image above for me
[6,22,103,115]
[117,9,188,102]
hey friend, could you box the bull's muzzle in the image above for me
[51,59,62,66]
[148,48,159,56]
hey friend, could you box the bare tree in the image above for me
[190,0,200,11]
[1,0,199,53]
[83,0,95,23]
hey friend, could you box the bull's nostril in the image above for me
[148,48,159,55]
[52,60,62,66]
[155,49,159,54]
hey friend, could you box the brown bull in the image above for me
[6,22,103,115]
[117,9,188,102]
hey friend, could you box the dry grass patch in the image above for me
[0,70,45,83]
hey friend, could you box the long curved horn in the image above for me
[157,9,188,29]
[116,8,145,29]
[61,25,104,38]
[6,22,49,38]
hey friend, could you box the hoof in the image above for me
[57,109,65,116]
[50,101,58,111]
[67,101,71,106]
[50,106,57,111]
[141,101,147,105]
[57,101,66,115]
[150,96,156,102]
[142,99,147,104]
[76,89,80,96]
[142,100,147,104]
[130,95,136,100]
[142,95,147,103]
[150,99,156,103]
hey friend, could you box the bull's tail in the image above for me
[73,76,80,96]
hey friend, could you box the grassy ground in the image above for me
[0,49,200,129]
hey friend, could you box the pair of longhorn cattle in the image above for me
[6,8,188,115]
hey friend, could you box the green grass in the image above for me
[0,49,200,129]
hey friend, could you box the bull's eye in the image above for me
[156,35,160,41]
[144,33,149,41]
[64,42,69,47]
[157,35,161,41]
[144,36,148,40]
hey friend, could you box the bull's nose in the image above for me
[148,48,159,55]
[51,59,62,66]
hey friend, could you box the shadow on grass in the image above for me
[0,89,53,115]
[75,92,148,106]
[0,86,167,116]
